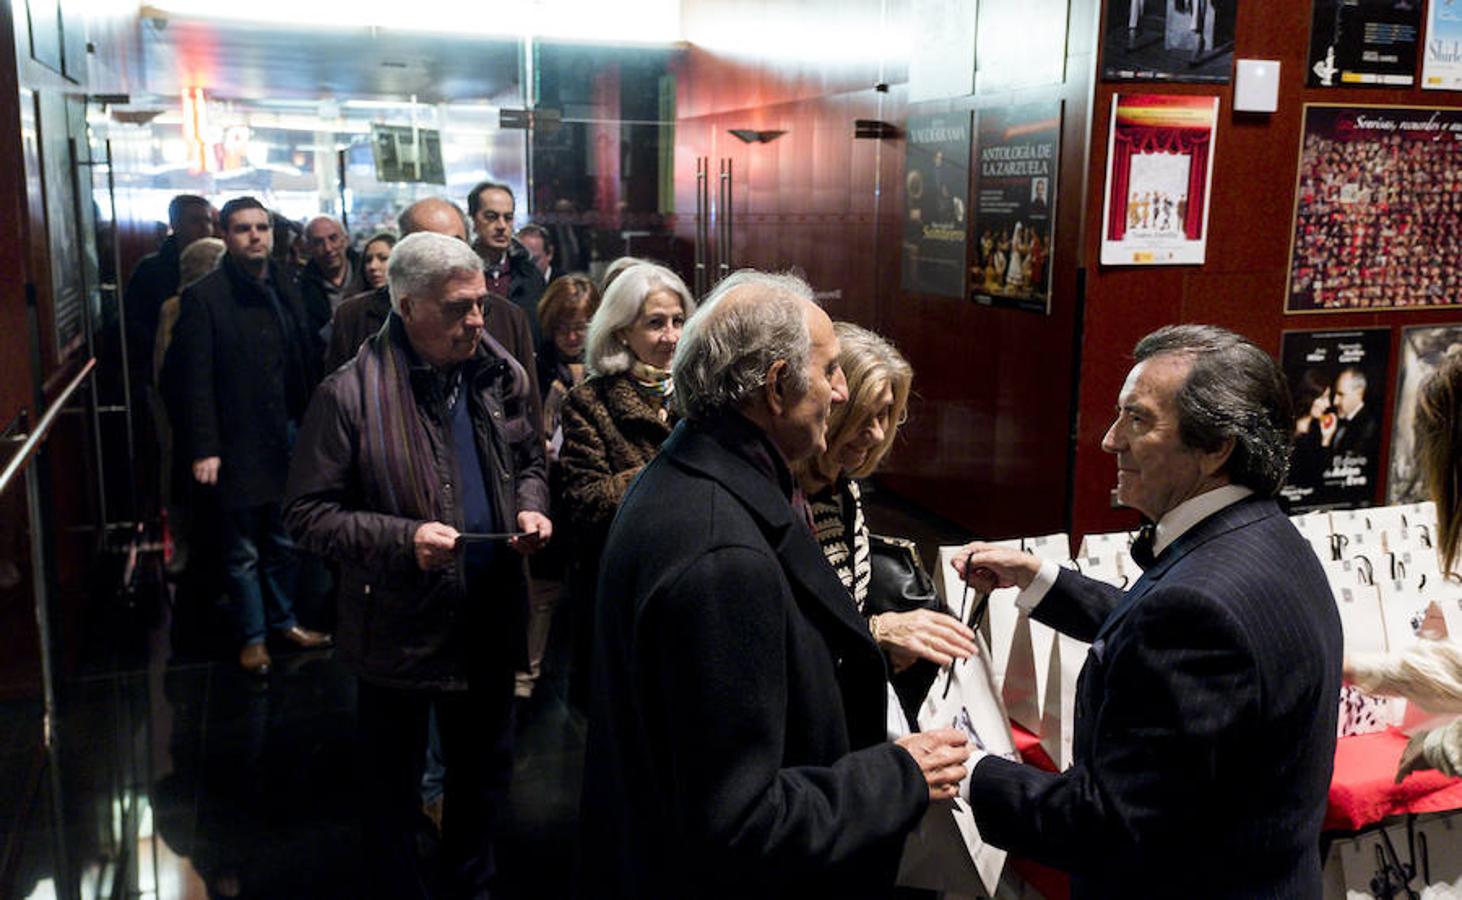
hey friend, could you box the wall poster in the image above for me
[1287,105,1462,313]
[971,102,1062,314]
[1099,94,1218,266]
[1388,325,1462,504]
[1423,0,1462,91]
[1308,0,1421,87]
[902,112,972,298]
[1280,329,1391,513]
[1101,0,1236,83]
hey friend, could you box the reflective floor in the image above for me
[0,483,965,900]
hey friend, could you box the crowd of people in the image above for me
[123,184,1462,898]
[1291,131,1462,310]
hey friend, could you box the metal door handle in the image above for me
[719,157,733,278]
[695,156,709,297]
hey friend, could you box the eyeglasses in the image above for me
[556,321,589,337]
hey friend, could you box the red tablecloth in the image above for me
[1002,724,1462,899]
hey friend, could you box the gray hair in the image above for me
[585,263,695,376]
[672,270,813,423]
[1134,324,1294,496]
[386,232,483,313]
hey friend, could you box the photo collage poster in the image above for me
[1279,329,1391,513]
[902,112,973,298]
[1307,0,1421,87]
[1101,0,1237,83]
[1100,94,1219,266]
[1388,325,1462,503]
[1287,105,1462,313]
[1423,0,1462,90]
[971,102,1062,314]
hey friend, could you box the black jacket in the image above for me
[969,497,1343,898]
[283,315,549,690]
[579,415,927,898]
[124,234,183,385]
[297,252,362,344]
[166,254,318,509]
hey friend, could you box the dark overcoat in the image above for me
[579,416,927,898]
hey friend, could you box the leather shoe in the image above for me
[240,642,271,676]
[278,625,333,649]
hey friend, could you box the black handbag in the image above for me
[866,534,943,726]
[865,534,942,616]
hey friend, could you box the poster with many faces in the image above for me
[1287,105,1462,313]
[1100,94,1219,266]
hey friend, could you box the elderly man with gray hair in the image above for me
[284,231,550,898]
[579,269,971,898]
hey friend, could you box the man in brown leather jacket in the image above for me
[284,231,550,899]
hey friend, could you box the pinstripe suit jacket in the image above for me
[969,496,1342,898]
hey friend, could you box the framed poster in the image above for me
[975,0,1069,93]
[971,102,1062,314]
[1100,94,1218,266]
[1101,0,1236,83]
[1279,329,1391,512]
[902,113,972,298]
[1422,0,1462,91]
[1307,0,1421,87]
[1287,105,1462,313]
[1388,325,1462,504]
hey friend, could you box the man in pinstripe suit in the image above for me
[955,325,1342,898]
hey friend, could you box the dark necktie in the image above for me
[1129,521,1157,570]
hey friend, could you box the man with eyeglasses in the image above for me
[286,231,550,899]
[468,181,547,347]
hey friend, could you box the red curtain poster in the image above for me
[1100,94,1218,266]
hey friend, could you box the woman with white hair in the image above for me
[556,262,695,701]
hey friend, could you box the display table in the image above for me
[1000,724,1462,898]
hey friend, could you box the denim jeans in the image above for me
[223,502,299,645]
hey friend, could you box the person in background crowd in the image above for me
[468,181,546,346]
[325,198,541,426]
[359,232,395,291]
[270,213,305,280]
[168,196,331,676]
[153,237,226,574]
[579,270,969,897]
[125,194,217,388]
[1346,351,1462,780]
[516,224,556,283]
[557,264,692,706]
[792,322,976,724]
[284,232,550,900]
[515,274,601,701]
[298,216,363,341]
[953,324,1342,897]
[597,255,648,294]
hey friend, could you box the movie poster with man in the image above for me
[971,103,1061,314]
[1280,329,1391,512]
[1388,325,1462,504]
[1099,94,1218,266]
[902,112,972,298]
[1288,105,1462,313]
[1307,0,1420,87]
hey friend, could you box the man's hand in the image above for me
[896,728,972,801]
[951,542,1043,593]
[510,511,553,556]
[192,456,221,485]
[414,521,460,571]
[871,609,978,668]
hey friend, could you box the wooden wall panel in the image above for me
[1070,0,1462,542]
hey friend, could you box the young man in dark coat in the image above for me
[284,232,551,900]
[579,270,970,898]
[955,325,1344,898]
[168,196,331,675]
